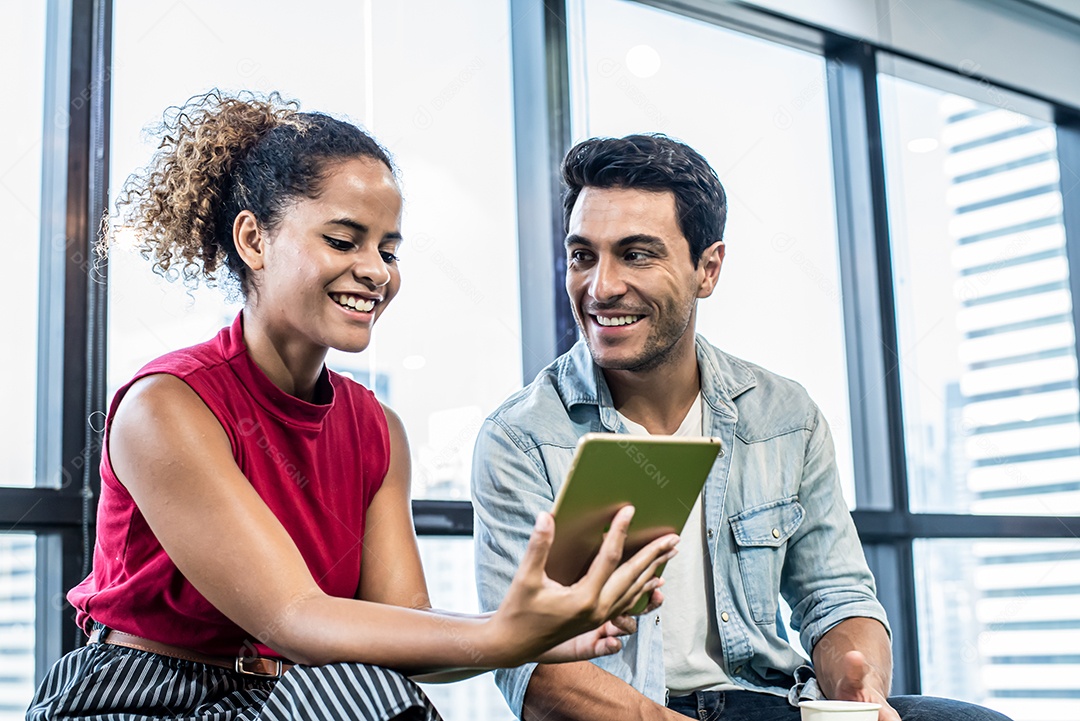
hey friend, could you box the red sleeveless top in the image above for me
[68,313,390,659]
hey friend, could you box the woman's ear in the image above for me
[233,210,265,271]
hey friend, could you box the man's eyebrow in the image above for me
[565,233,668,249]
[616,234,666,250]
[327,218,403,242]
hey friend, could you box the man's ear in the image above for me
[233,210,265,271]
[696,240,725,298]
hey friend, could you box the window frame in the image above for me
[18,0,1080,700]
[3,0,112,683]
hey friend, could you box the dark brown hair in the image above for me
[107,90,394,295]
[562,133,727,266]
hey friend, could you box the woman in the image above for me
[27,91,678,720]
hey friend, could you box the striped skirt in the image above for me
[27,643,444,720]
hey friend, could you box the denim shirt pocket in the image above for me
[729,496,805,625]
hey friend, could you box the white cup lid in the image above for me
[799,701,882,712]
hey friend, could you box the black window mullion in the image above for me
[1056,116,1080,380]
[825,40,902,514]
[509,0,576,383]
[26,0,112,682]
[825,38,920,693]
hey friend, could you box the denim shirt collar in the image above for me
[557,335,758,428]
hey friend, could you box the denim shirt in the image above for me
[471,337,890,717]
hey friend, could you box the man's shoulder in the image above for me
[484,350,590,448]
[697,339,820,436]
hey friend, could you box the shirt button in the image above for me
[721,612,730,622]
[655,615,661,625]
[772,528,781,539]
[707,528,714,539]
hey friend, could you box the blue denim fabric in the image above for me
[668,691,1012,721]
[472,337,890,717]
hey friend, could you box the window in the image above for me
[1,1,48,489]
[914,538,1080,719]
[108,0,522,503]
[1,2,54,715]
[0,536,35,719]
[14,0,1080,716]
[416,538,514,721]
[881,74,1079,517]
[568,0,857,503]
[106,1,519,717]
[880,69,1080,716]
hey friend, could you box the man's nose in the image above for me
[588,257,627,301]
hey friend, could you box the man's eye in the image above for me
[380,250,401,263]
[625,251,650,262]
[324,236,354,251]
[569,250,592,263]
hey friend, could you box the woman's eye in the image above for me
[324,236,354,251]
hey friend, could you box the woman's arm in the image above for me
[110,375,675,671]
[355,404,429,610]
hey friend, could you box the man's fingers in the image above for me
[641,587,665,615]
[836,651,872,695]
[609,615,638,635]
[878,701,901,721]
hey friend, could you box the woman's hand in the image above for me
[486,506,678,667]
[534,599,662,664]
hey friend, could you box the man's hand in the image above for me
[828,650,900,721]
[812,618,899,721]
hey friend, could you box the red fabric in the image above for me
[68,313,390,659]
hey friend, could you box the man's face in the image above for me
[565,186,723,372]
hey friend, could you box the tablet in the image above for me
[545,432,723,614]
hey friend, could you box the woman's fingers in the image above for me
[600,534,679,614]
[518,512,556,581]
[578,505,636,593]
[607,553,671,616]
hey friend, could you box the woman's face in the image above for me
[248,156,403,354]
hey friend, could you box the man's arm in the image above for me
[812,617,900,721]
[783,404,898,721]
[472,418,675,717]
[523,662,684,721]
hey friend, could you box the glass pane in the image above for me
[568,0,856,504]
[880,75,1080,515]
[0,536,36,719]
[0,2,48,487]
[915,538,1080,721]
[416,537,514,720]
[108,0,521,500]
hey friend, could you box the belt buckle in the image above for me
[235,656,284,678]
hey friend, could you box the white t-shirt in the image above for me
[616,394,738,695]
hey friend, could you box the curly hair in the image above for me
[561,134,727,266]
[107,90,394,295]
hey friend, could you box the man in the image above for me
[472,134,1010,721]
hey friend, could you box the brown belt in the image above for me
[88,627,293,678]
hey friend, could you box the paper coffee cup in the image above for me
[799,700,881,721]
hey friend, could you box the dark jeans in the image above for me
[667,691,1014,721]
